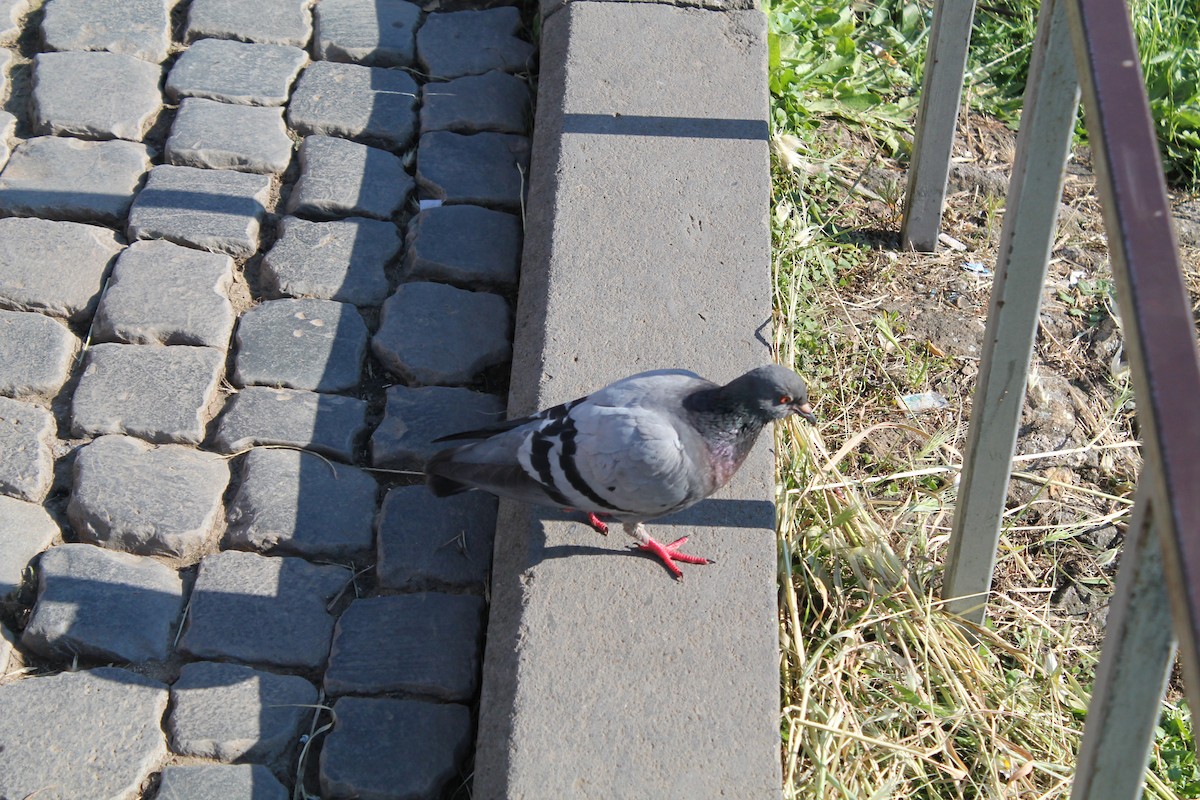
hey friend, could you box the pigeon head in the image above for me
[722,365,817,424]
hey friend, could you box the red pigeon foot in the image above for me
[584,512,610,535]
[636,535,711,580]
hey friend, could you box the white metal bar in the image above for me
[899,0,977,252]
[942,0,1080,622]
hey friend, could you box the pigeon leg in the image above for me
[584,512,609,535]
[623,522,711,580]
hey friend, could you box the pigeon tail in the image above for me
[426,471,470,497]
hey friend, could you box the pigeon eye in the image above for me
[779,395,792,405]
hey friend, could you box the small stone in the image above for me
[167,97,295,174]
[41,0,172,63]
[0,495,58,597]
[261,215,398,306]
[158,764,290,800]
[416,7,535,78]
[325,593,484,700]
[0,310,77,396]
[287,60,419,150]
[0,217,123,322]
[32,51,162,140]
[421,70,530,134]
[0,110,16,170]
[320,696,472,800]
[371,384,503,470]
[127,164,272,258]
[68,434,229,560]
[416,130,529,211]
[314,0,420,66]
[71,343,224,445]
[93,239,236,349]
[179,550,350,670]
[286,135,413,221]
[169,661,316,770]
[213,386,369,462]
[0,397,54,503]
[23,543,184,663]
[226,447,377,559]
[403,204,520,289]
[166,37,309,106]
[373,281,511,385]
[0,135,151,224]
[0,668,168,800]
[187,0,314,46]
[234,298,368,392]
[377,486,496,591]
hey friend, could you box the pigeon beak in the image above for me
[797,403,817,424]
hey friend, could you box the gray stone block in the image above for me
[166,37,309,106]
[287,60,419,150]
[0,397,54,502]
[167,97,295,174]
[233,298,368,392]
[187,0,314,46]
[0,310,77,396]
[68,434,229,560]
[325,593,484,700]
[0,136,152,224]
[158,764,290,800]
[0,217,123,322]
[0,668,167,800]
[313,0,420,66]
[403,204,520,289]
[0,110,16,171]
[0,495,58,597]
[373,281,511,385]
[370,384,503,470]
[168,661,316,770]
[71,343,224,445]
[421,70,530,134]
[213,386,369,461]
[377,486,496,591]
[94,239,237,349]
[179,550,350,670]
[127,164,272,258]
[320,696,471,800]
[32,51,162,140]
[226,447,377,559]
[416,130,530,211]
[22,543,184,663]
[286,135,412,221]
[41,0,172,63]
[416,7,535,78]
[261,216,398,306]
[0,0,28,40]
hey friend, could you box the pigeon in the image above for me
[425,364,817,579]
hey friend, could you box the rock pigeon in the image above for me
[425,364,816,579]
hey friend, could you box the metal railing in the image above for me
[902,0,1200,796]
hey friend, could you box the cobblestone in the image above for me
[169,660,316,770]
[158,764,291,800]
[0,310,77,396]
[0,135,152,224]
[416,130,530,210]
[0,0,27,39]
[421,70,531,134]
[71,343,224,445]
[417,7,535,78]
[261,215,399,306]
[166,37,309,106]
[23,543,184,663]
[213,385,369,461]
[186,0,314,47]
[0,667,168,800]
[32,51,162,140]
[320,696,472,800]
[93,239,237,348]
[376,487,496,591]
[233,297,369,392]
[374,280,512,385]
[371,384,504,470]
[0,216,123,322]
[314,0,420,67]
[68,434,229,559]
[0,110,15,170]
[226,447,377,559]
[287,60,419,150]
[41,0,172,63]
[167,97,295,174]
[0,495,58,597]
[127,164,273,257]
[287,134,413,220]
[0,397,54,502]
[403,204,521,289]
[179,550,350,670]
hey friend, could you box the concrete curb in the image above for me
[474,2,781,796]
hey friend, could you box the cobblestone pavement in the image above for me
[0,0,534,797]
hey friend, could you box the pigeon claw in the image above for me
[584,511,610,536]
[636,535,711,580]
